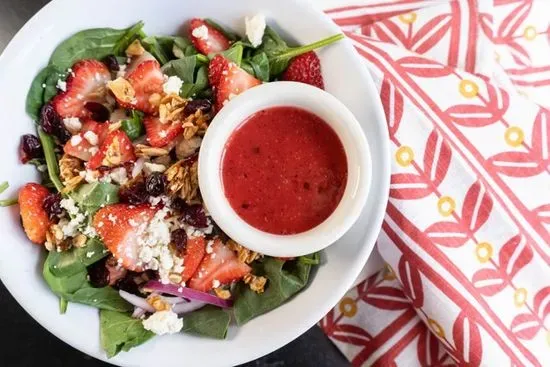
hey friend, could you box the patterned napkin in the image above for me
[316,1,550,365]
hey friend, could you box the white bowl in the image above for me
[0,0,391,366]
[199,82,371,257]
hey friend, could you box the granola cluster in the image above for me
[165,159,199,203]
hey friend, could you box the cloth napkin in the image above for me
[316,1,550,365]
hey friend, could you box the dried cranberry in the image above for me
[115,270,158,295]
[102,55,120,72]
[145,172,166,197]
[182,204,208,228]
[19,134,43,164]
[171,228,188,256]
[40,103,71,144]
[119,182,148,205]
[87,258,110,288]
[42,193,62,220]
[170,197,188,213]
[184,99,212,116]
[85,102,110,122]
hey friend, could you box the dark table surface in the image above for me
[0,1,349,366]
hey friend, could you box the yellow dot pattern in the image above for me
[505,126,525,147]
[428,318,445,339]
[399,12,417,24]
[514,288,527,308]
[339,297,357,318]
[459,79,479,98]
[437,196,456,217]
[523,26,537,41]
[395,146,414,167]
[475,242,493,263]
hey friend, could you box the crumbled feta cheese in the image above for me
[56,79,67,92]
[83,224,97,238]
[70,135,82,146]
[142,309,183,335]
[245,14,266,47]
[63,117,82,134]
[191,25,209,40]
[60,198,79,216]
[212,279,220,288]
[143,162,166,176]
[80,169,99,183]
[108,167,128,185]
[162,75,184,95]
[108,214,117,224]
[83,131,98,145]
[42,83,46,88]
[86,251,95,258]
[206,240,214,254]
[132,158,145,178]
[116,64,127,79]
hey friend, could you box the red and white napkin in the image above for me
[316,1,550,365]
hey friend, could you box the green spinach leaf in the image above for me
[244,52,270,82]
[26,65,62,121]
[162,56,196,83]
[141,36,171,65]
[204,19,239,41]
[72,182,119,215]
[43,69,66,104]
[38,130,64,192]
[233,254,318,325]
[100,310,155,358]
[257,27,344,77]
[219,43,244,65]
[172,37,199,58]
[181,306,231,339]
[121,110,144,140]
[113,21,146,55]
[48,237,108,277]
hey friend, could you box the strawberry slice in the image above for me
[19,183,52,245]
[52,59,111,118]
[208,54,229,88]
[93,204,157,271]
[281,51,324,89]
[189,239,251,292]
[214,59,261,111]
[189,18,230,55]
[143,116,184,148]
[63,120,109,161]
[88,130,136,169]
[181,236,206,282]
[124,60,164,114]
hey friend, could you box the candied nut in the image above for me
[135,144,169,158]
[149,93,162,107]
[168,273,183,284]
[214,288,231,300]
[101,135,123,166]
[182,110,209,140]
[44,241,55,252]
[61,175,84,194]
[59,154,84,183]
[125,39,145,57]
[176,136,202,160]
[165,159,199,203]
[45,224,72,252]
[108,121,122,132]
[72,234,87,248]
[159,94,187,124]
[243,274,267,294]
[228,240,262,264]
[147,294,172,311]
[107,77,136,104]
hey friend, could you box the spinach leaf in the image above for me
[219,43,244,65]
[244,52,270,82]
[162,56,196,83]
[26,65,61,121]
[121,110,144,140]
[181,65,209,98]
[113,21,146,55]
[173,37,199,58]
[49,25,140,70]
[205,19,239,41]
[38,130,64,192]
[48,237,108,277]
[43,252,131,312]
[43,69,66,104]
[100,310,155,358]
[257,27,344,77]
[233,254,318,325]
[72,182,119,215]
[141,36,171,65]
[181,306,231,339]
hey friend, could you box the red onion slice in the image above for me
[132,307,147,319]
[172,301,206,314]
[119,290,155,313]
[143,281,233,308]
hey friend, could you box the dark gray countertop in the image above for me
[0,1,349,366]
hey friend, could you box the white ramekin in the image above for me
[198,81,371,257]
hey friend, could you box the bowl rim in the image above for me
[199,81,372,257]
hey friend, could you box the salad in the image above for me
[2,15,343,357]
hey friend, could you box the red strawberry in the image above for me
[181,236,206,282]
[93,204,157,271]
[52,59,112,118]
[188,239,251,292]
[214,60,261,111]
[143,116,184,148]
[18,183,52,245]
[281,51,324,89]
[189,18,230,55]
[124,60,164,114]
[63,120,109,161]
[208,54,229,88]
[88,130,136,169]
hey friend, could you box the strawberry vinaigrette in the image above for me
[221,106,348,235]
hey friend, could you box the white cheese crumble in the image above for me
[83,131,98,145]
[212,279,220,288]
[116,64,127,79]
[245,14,266,47]
[63,117,82,134]
[80,169,99,183]
[86,251,95,258]
[162,75,184,95]
[143,162,166,175]
[142,309,183,335]
[56,79,67,92]
[107,167,128,185]
[191,25,209,40]
[206,240,214,254]
[58,198,86,237]
[70,135,82,146]
[132,158,146,178]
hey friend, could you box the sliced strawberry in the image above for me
[281,51,324,89]
[63,120,109,161]
[52,59,111,118]
[124,60,164,114]
[19,183,52,245]
[81,119,110,144]
[93,204,157,271]
[88,130,136,169]
[215,60,261,111]
[143,116,184,148]
[189,18,230,55]
[189,239,251,292]
[181,236,206,282]
[208,54,229,88]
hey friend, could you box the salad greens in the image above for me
[120,110,145,141]
[0,181,17,207]
[100,310,155,357]
[37,130,64,192]
[72,182,119,215]
[47,237,108,277]
[181,306,231,339]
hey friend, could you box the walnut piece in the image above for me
[182,110,209,140]
[59,154,84,193]
[126,39,146,57]
[243,274,267,294]
[72,234,87,248]
[159,94,187,124]
[165,159,199,203]
[45,224,72,252]
[228,240,262,264]
[107,77,136,104]
[146,294,172,312]
[214,288,232,300]
[135,144,170,158]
